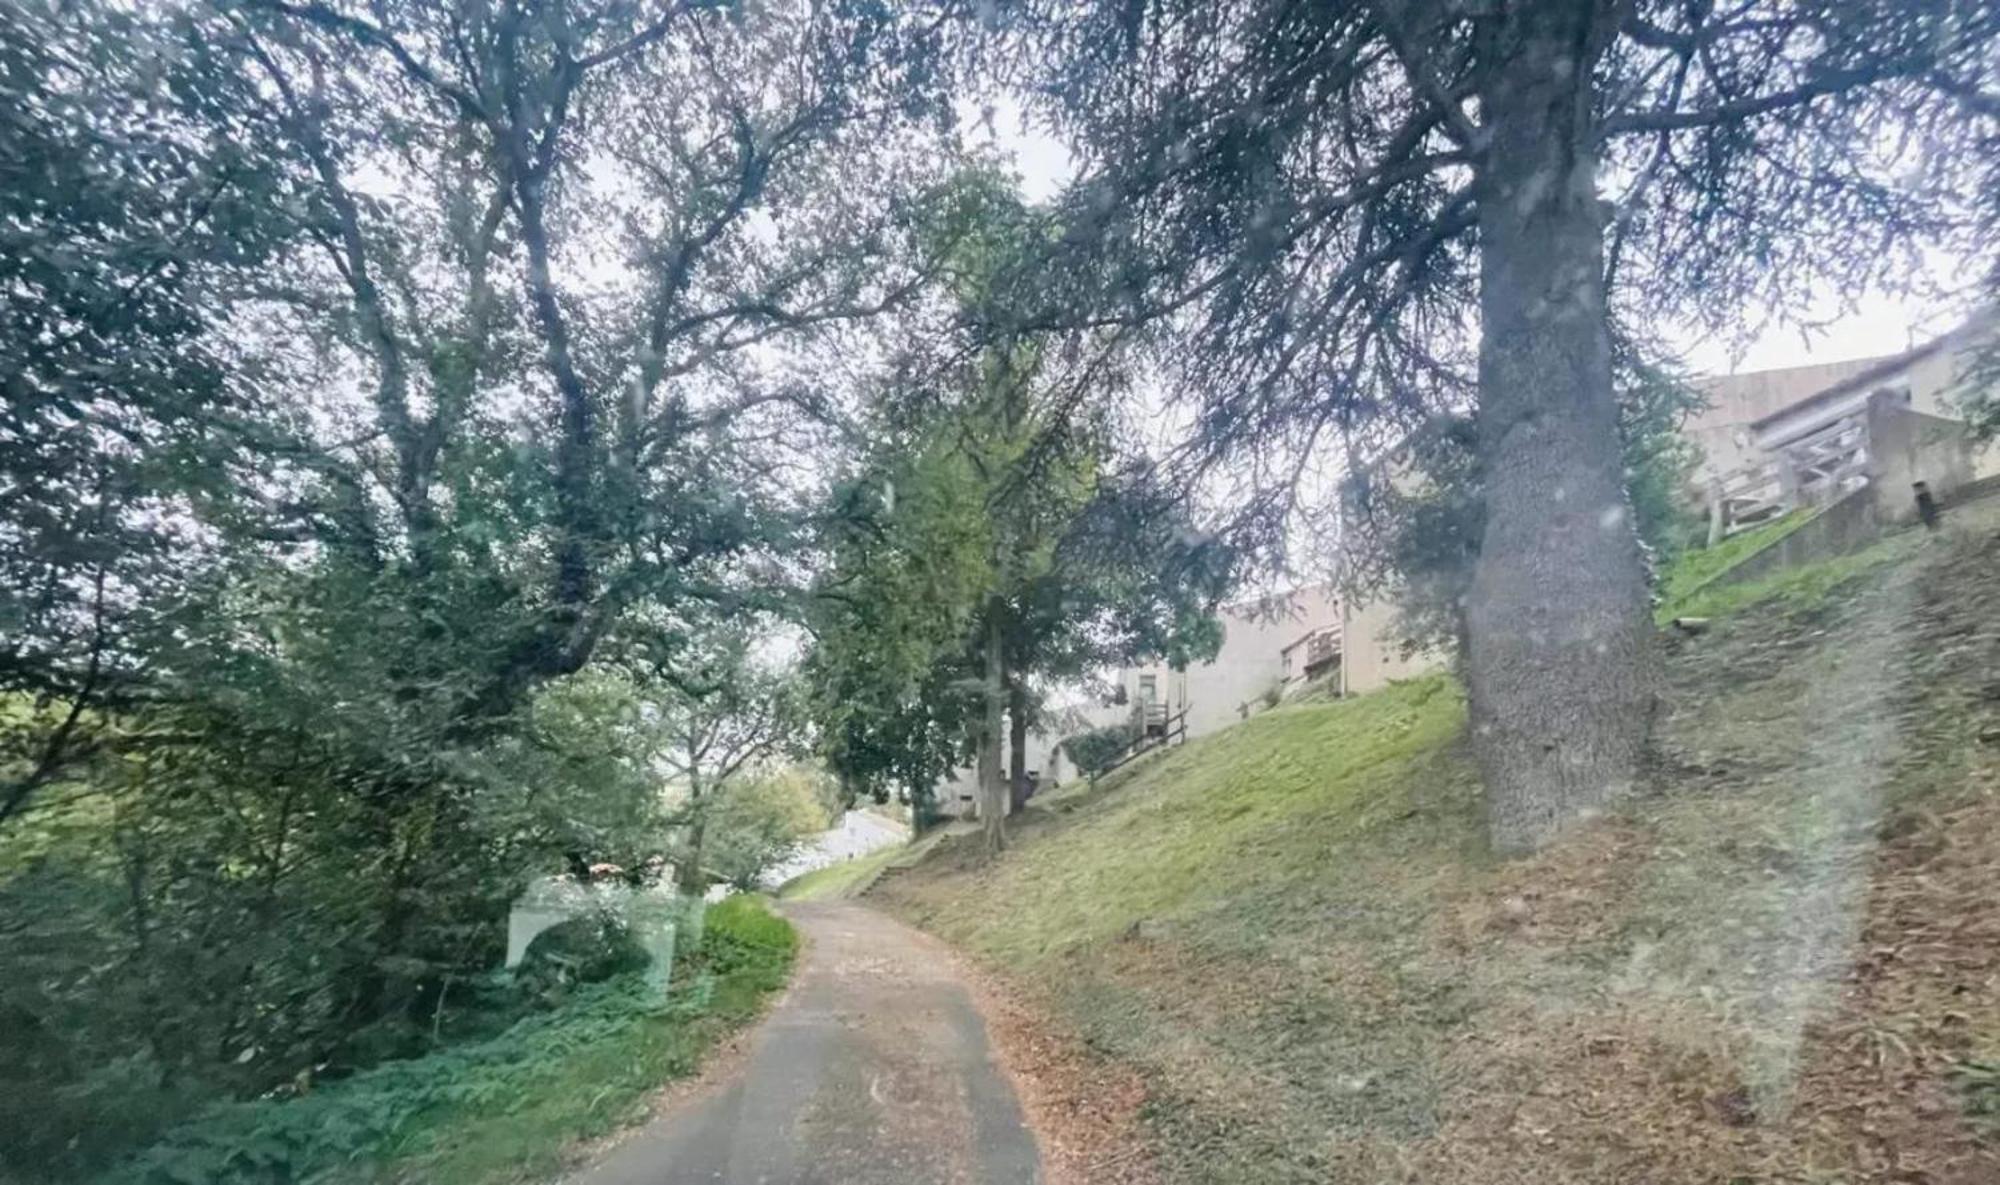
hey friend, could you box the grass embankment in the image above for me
[1653,509,1810,612]
[106,896,796,1185]
[1653,505,1921,624]
[875,516,2000,1184]
[777,829,946,902]
[778,844,907,901]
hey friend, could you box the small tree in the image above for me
[702,766,834,891]
[643,623,801,894]
[1060,720,1140,779]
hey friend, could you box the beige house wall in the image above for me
[1338,595,1446,696]
[1689,311,1999,484]
[1114,585,1344,741]
[1688,357,1893,481]
[935,587,1348,817]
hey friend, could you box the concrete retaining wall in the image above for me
[1697,487,1881,594]
[1690,397,1985,596]
[1865,392,1978,526]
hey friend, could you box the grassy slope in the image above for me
[1654,509,1811,615]
[875,518,2000,1185]
[778,843,908,901]
[777,828,953,902]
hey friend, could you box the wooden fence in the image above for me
[1707,407,1871,539]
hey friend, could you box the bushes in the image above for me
[701,767,833,890]
[1061,721,1139,778]
[513,912,653,1007]
[0,665,686,1181]
[698,894,800,995]
[99,897,796,1185]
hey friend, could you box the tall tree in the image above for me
[1002,0,2000,852]
[0,1,296,823]
[805,398,1003,829]
[810,172,1230,853]
[221,0,950,720]
[1,4,956,1164]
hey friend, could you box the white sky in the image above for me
[1674,296,1966,375]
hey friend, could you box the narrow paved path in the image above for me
[570,901,1041,1185]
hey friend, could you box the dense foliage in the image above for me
[1059,721,1140,779]
[701,766,837,891]
[0,0,947,1175]
[98,896,795,1185]
[806,173,1233,843]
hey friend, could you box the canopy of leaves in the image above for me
[985,0,1999,566]
[0,0,952,1174]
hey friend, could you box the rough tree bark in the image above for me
[977,605,1008,854]
[676,773,708,896]
[1464,4,1658,855]
[1007,677,1031,813]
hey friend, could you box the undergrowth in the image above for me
[101,895,794,1185]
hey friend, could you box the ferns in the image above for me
[106,899,796,1185]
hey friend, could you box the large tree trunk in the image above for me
[677,772,707,895]
[676,813,708,895]
[1007,677,1030,813]
[1465,5,1657,856]
[977,606,1008,854]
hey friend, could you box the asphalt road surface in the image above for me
[568,901,1042,1185]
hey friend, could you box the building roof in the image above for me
[1279,623,1340,657]
[1744,339,1944,432]
[1741,306,2000,433]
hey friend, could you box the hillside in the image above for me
[871,512,2000,1185]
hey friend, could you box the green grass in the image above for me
[873,518,2000,1184]
[883,674,1475,966]
[876,677,1485,1181]
[1654,509,1809,617]
[1664,529,1912,622]
[777,836,932,901]
[107,896,796,1185]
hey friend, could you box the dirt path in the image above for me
[567,901,1042,1185]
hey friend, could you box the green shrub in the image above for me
[701,768,832,890]
[1061,720,1139,777]
[103,899,797,1185]
[698,894,798,992]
